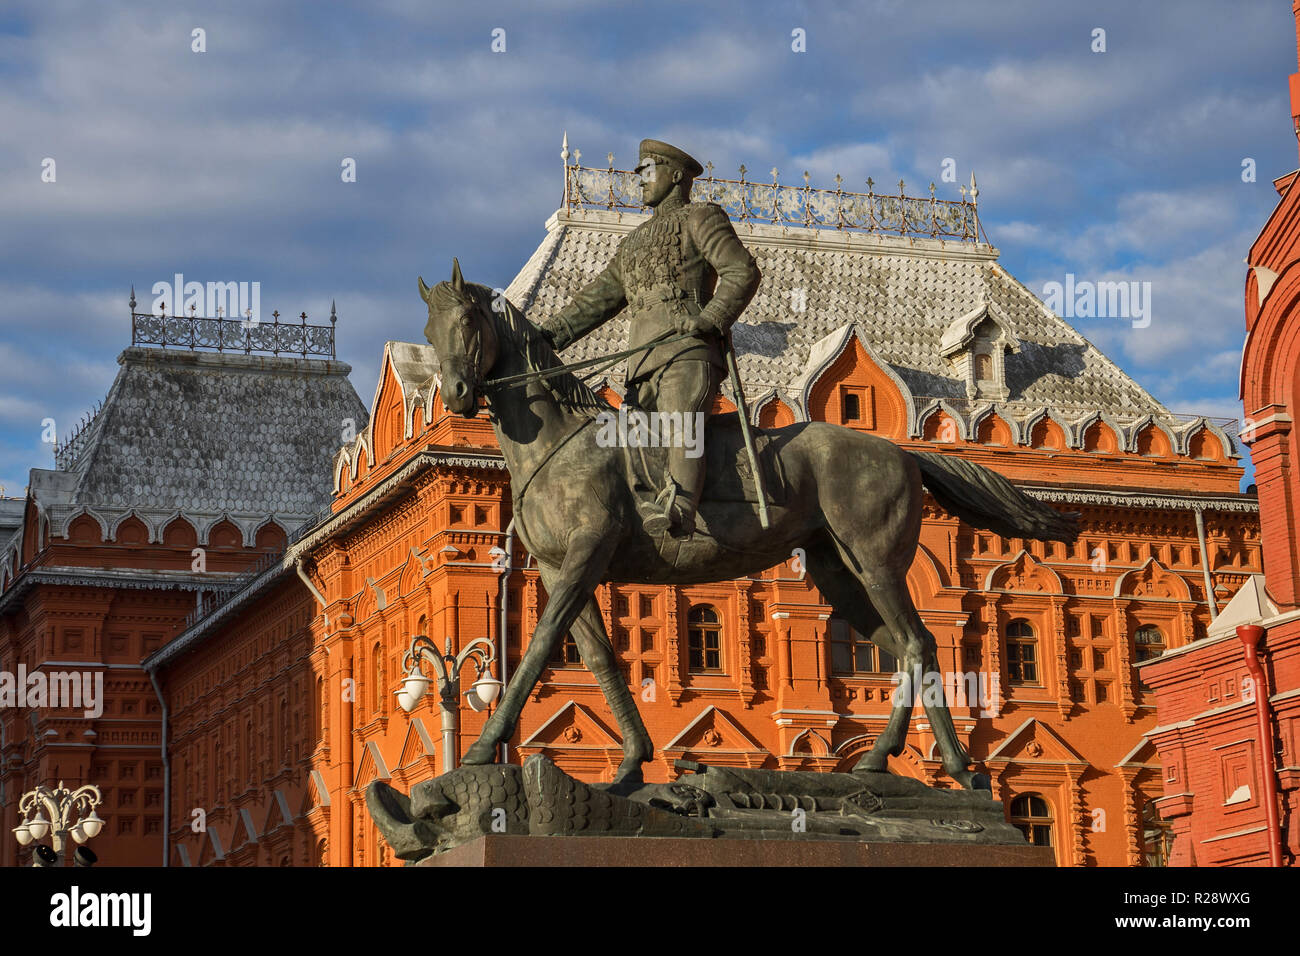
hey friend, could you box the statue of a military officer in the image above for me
[539,139,761,538]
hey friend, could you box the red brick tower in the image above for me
[1139,5,1300,867]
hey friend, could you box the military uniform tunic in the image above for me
[542,193,761,384]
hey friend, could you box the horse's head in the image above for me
[418,259,500,418]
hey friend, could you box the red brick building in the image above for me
[135,156,1258,868]
[0,313,364,867]
[1139,10,1300,867]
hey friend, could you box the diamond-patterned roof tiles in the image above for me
[503,208,1175,428]
[54,348,367,518]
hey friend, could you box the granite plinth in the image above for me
[415,833,1056,867]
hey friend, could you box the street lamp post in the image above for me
[12,781,104,867]
[396,635,503,771]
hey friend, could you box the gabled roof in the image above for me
[938,300,1021,357]
[661,704,769,756]
[340,341,440,482]
[985,716,1088,765]
[1115,737,1160,769]
[792,322,917,426]
[376,341,440,406]
[1207,574,1277,640]
[518,699,623,749]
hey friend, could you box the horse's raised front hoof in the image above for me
[462,739,497,766]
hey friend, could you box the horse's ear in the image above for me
[451,258,464,292]
[418,275,431,303]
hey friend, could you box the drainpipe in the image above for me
[147,669,170,868]
[340,655,354,866]
[296,558,330,629]
[497,519,515,764]
[1194,508,1219,618]
[1236,624,1283,867]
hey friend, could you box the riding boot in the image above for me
[664,436,707,538]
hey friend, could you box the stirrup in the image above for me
[641,484,695,539]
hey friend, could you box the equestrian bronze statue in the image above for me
[417,255,1077,791]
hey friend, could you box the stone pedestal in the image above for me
[371,756,1043,866]
[417,833,1056,867]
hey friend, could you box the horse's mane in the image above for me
[435,281,611,417]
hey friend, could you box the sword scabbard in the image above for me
[724,330,771,530]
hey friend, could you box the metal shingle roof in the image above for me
[503,208,1182,435]
[33,347,367,539]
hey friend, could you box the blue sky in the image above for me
[2,0,1295,494]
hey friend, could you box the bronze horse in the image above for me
[419,262,1077,789]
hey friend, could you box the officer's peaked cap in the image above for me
[637,139,704,178]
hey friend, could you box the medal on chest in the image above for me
[623,210,685,288]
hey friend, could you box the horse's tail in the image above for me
[909,451,1079,543]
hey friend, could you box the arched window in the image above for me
[245,720,255,784]
[372,643,383,716]
[1005,619,1038,684]
[1134,625,1165,695]
[550,633,582,668]
[1141,799,1172,867]
[1010,793,1054,848]
[1134,625,1164,662]
[687,605,723,673]
[829,617,897,675]
[315,677,324,745]
[279,699,289,765]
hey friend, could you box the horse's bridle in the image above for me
[452,293,490,398]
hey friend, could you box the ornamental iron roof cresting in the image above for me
[561,143,984,243]
[128,287,337,360]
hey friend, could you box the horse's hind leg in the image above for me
[562,588,654,785]
[803,540,911,772]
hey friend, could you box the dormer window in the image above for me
[836,384,872,428]
[844,391,861,420]
[939,301,1021,402]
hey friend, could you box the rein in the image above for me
[479,330,697,391]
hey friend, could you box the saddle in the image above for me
[622,411,790,519]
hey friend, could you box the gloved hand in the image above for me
[674,314,720,336]
[536,320,571,351]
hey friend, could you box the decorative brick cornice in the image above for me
[0,565,229,617]
[1018,485,1257,514]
